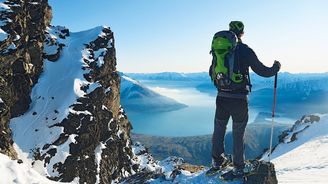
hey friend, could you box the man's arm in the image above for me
[246,47,280,77]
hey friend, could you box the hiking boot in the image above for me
[220,167,245,181]
[205,155,231,176]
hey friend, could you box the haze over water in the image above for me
[128,80,294,137]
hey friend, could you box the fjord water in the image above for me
[126,80,295,137]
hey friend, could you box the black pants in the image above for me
[212,96,248,168]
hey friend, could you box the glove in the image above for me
[273,60,281,71]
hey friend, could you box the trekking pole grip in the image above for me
[272,73,278,118]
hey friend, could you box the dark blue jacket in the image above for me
[237,41,278,78]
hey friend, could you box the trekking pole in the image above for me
[269,73,278,162]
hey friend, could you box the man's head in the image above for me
[229,21,244,38]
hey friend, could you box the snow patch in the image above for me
[159,157,184,180]
[69,107,92,116]
[73,78,88,97]
[104,87,111,94]
[42,134,77,177]
[95,142,106,184]
[2,42,17,53]
[28,2,39,5]
[107,118,114,131]
[87,82,102,94]
[102,105,108,110]
[99,31,107,38]
[94,48,107,67]
[0,1,10,11]
[8,42,16,49]
[0,1,12,27]
[0,28,8,42]
[131,142,161,173]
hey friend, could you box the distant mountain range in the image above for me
[126,72,209,81]
[126,72,328,92]
[126,72,328,118]
[120,73,187,112]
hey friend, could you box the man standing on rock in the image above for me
[206,21,281,180]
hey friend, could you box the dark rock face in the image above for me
[0,0,51,159]
[246,160,278,184]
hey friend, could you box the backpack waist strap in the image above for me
[217,91,248,100]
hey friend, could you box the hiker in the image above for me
[206,21,281,180]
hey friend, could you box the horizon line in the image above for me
[121,71,328,75]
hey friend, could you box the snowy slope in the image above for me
[0,153,74,184]
[273,136,328,183]
[262,114,328,183]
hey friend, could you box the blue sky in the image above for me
[49,0,328,73]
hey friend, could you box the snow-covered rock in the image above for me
[8,24,136,183]
[1,1,136,181]
[0,28,8,42]
[124,142,277,184]
[43,26,69,61]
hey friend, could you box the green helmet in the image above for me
[229,21,244,35]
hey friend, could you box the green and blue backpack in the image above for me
[209,30,249,91]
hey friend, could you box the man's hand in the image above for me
[273,60,281,71]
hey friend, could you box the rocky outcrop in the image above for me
[43,25,68,61]
[262,114,321,162]
[278,114,320,144]
[0,0,51,159]
[245,160,278,184]
[124,142,278,183]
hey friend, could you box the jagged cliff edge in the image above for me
[1,0,136,183]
